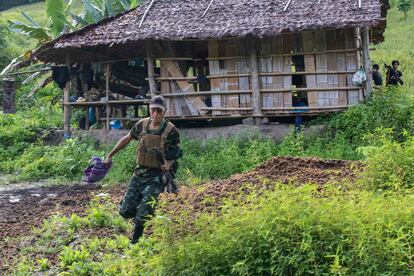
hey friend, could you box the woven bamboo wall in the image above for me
[161,28,361,117]
[258,28,361,115]
[208,39,251,115]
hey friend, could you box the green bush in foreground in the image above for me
[359,130,414,191]
[23,185,411,275]
[150,185,414,275]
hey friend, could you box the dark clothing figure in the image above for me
[119,118,182,243]
[386,69,403,86]
[52,66,70,89]
[372,71,383,86]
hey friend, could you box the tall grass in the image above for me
[149,185,414,275]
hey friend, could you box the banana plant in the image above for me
[2,0,140,83]
[1,0,142,99]
[71,0,141,26]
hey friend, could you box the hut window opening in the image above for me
[291,55,308,107]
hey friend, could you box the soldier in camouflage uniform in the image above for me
[104,96,182,244]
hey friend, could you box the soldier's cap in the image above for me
[149,95,166,112]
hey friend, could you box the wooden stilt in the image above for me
[362,26,372,98]
[106,63,111,132]
[2,78,16,114]
[63,54,71,138]
[146,42,158,98]
[249,38,262,124]
[85,106,90,130]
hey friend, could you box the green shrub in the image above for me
[176,134,277,185]
[277,128,361,160]
[150,185,414,275]
[328,87,414,145]
[1,137,103,181]
[359,130,414,191]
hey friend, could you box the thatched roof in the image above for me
[35,0,389,64]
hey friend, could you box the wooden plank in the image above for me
[225,41,240,115]
[207,71,355,78]
[305,54,317,107]
[238,58,250,112]
[207,48,361,60]
[163,60,208,116]
[302,31,315,52]
[283,33,293,53]
[260,38,273,102]
[208,40,222,115]
[337,53,348,105]
[303,31,316,107]
[346,55,359,103]
[326,30,337,51]
[202,107,253,111]
[105,64,111,132]
[344,28,356,49]
[146,43,157,98]
[316,56,328,76]
[249,39,262,118]
[315,30,327,51]
[272,35,284,54]
[292,33,303,53]
[282,57,292,107]
[160,61,174,116]
[63,67,71,136]
[161,90,251,97]
[327,53,339,106]
[260,87,360,92]
[362,26,372,97]
[315,30,327,106]
[336,29,346,50]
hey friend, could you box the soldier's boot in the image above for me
[130,220,144,244]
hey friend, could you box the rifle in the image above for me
[154,149,179,194]
[383,61,404,85]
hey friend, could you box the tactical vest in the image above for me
[137,118,175,169]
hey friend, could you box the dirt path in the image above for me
[0,157,360,271]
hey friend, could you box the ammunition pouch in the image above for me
[136,118,174,169]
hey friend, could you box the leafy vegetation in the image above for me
[398,0,413,18]
[359,129,414,191]
[150,186,414,275]
[11,185,414,275]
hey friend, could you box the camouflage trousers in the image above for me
[119,175,165,240]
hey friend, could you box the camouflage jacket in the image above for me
[130,118,183,177]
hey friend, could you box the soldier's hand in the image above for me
[104,156,112,164]
[161,160,174,172]
[161,163,170,172]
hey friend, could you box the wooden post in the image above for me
[85,106,90,130]
[2,78,16,114]
[248,38,262,124]
[362,26,372,98]
[146,42,158,98]
[354,27,362,68]
[63,54,71,138]
[105,63,111,132]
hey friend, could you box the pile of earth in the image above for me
[0,156,360,271]
[159,156,360,224]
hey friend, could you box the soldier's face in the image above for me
[151,108,165,123]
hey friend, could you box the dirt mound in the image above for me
[160,156,360,216]
[0,184,125,271]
